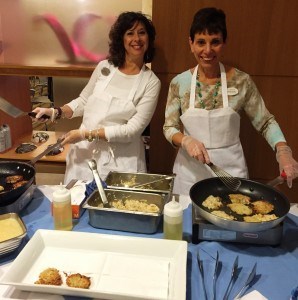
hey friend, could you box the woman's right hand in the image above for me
[181,135,210,164]
[60,129,85,146]
[31,107,53,122]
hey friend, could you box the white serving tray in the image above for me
[0,229,187,300]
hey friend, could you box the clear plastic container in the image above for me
[52,184,73,231]
[163,196,183,240]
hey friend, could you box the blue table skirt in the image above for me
[1,187,298,300]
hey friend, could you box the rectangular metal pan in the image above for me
[83,188,170,233]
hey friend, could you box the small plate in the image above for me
[0,229,187,300]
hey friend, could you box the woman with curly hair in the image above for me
[33,11,161,183]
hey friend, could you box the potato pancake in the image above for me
[12,180,28,189]
[202,195,223,210]
[252,200,274,214]
[35,268,62,286]
[244,214,278,222]
[227,203,252,215]
[66,273,91,289]
[211,210,235,220]
[229,193,251,205]
[5,175,23,184]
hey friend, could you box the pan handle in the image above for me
[28,112,50,120]
[29,137,64,165]
[267,171,287,187]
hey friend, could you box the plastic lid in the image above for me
[53,183,71,203]
[164,196,183,217]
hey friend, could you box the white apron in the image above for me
[64,65,147,184]
[173,63,248,195]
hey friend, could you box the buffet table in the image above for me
[1,185,298,300]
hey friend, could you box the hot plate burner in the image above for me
[15,143,37,154]
[32,132,49,143]
[46,144,64,156]
[192,204,283,245]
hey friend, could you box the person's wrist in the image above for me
[181,135,191,148]
[53,107,62,120]
[276,145,292,161]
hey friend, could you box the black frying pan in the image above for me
[189,177,290,232]
[0,138,64,207]
[0,161,35,206]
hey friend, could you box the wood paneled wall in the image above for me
[150,0,298,201]
[0,76,32,147]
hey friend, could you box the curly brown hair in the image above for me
[107,11,156,67]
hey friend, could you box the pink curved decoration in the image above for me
[35,14,76,61]
[36,13,111,63]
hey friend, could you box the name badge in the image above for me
[227,87,238,96]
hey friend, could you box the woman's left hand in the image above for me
[60,129,85,146]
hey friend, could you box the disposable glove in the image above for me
[276,145,298,188]
[60,129,85,146]
[31,107,53,122]
[181,135,210,164]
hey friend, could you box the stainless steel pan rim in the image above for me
[190,177,290,232]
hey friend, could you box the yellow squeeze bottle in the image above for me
[163,196,183,240]
[52,183,73,231]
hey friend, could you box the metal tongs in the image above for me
[87,159,110,208]
[212,251,220,300]
[197,251,208,300]
[234,262,257,299]
[223,256,239,300]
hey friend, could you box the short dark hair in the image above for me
[108,11,156,67]
[190,7,227,42]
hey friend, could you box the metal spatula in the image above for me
[0,96,49,119]
[207,162,241,191]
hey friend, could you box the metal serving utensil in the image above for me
[212,251,220,300]
[197,251,208,300]
[0,96,50,119]
[234,262,257,299]
[223,256,239,300]
[207,162,241,191]
[87,159,110,208]
[130,176,173,188]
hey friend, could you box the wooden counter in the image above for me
[0,131,69,174]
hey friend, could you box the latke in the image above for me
[227,203,252,215]
[211,210,235,220]
[35,268,62,286]
[202,195,223,210]
[229,194,251,205]
[66,273,91,289]
[252,200,274,214]
[244,214,278,222]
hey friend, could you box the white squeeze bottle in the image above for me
[52,183,73,231]
[163,196,183,240]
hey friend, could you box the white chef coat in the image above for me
[64,61,160,183]
[173,63,248,195]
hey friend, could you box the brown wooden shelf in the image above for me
[0,64,95,78]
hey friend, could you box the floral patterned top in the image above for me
[163,67,286,150]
